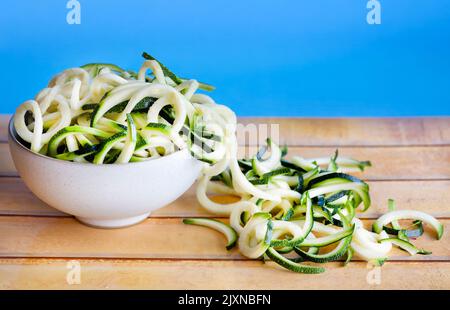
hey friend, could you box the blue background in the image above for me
[0,0,449,116]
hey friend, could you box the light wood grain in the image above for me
[2,115,450,146]
[1,143,450,179]
[1,178,449,218]
[0,115,9,143]
[238,117,450,146]
[1,115,449,290]
[0,258,448,289]
[0,144,15,177]
[0,217,448,261]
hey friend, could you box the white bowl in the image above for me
[8,118,203,228]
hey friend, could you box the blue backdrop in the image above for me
[1,0,449,116]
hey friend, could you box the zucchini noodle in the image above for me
[14,54,227,166]
[184,113,443,273]
[13,52,444,274]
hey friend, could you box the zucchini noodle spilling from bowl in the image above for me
[14,52,444,274]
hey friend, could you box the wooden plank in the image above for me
[2,115,450,146]
[0,258,448,289]
[366,180,450,218]
[0,115,9,143]
[1,143,450,179]
[1,178,449,218]
[237,117,450,146]
[0,144,15,177]
[0,217,448,261]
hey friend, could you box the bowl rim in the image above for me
[8,115,197,168]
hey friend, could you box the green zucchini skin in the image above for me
[344,247,354,266]
[381,221,424,238]
[135,133,148,150]
[93,131,128,164]
[324,190,349,204]
[373,210,444,240]
[82,97,157,114]
[238,159,253,172]
[270,193,314,248]
[379,238,432,256]
[47,126,111,157]
[294,225,355,248]
[296,174,304,194]
[265,247,325,274]
[294,225,355,263]
[55,144,99,161]
[142,52,183,84]
[81,63,125,75]
[292,210,354,263]
[307,172,365,190]
[280,159,307,173]
[261,167,291,179]
[248,167,292,186]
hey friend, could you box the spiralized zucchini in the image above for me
[14,53,228,164]
[14,52,444,273]
[191,138,444,273]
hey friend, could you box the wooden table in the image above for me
[0,115,449,289]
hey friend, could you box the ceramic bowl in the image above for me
[8,118,202,228]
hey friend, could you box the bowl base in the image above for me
[75,212,151,229]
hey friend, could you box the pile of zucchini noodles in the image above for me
[14,53,443,274]
[186,141,443,273]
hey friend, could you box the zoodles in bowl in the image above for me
[13,52,444,274]
[14,52,228,165]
